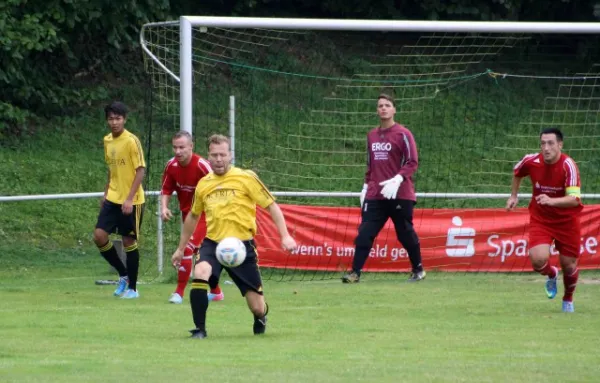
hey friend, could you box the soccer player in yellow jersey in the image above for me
[171,134,296,339]
[93,101,146,299]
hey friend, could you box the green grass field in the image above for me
[2,260,600,382]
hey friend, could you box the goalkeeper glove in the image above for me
[360,184,368,207]
[379,175,403,200]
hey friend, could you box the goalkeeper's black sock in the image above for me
[190,279,209,332]
[406,243,423,273]
[98,241,127,277]
[124,243,140,291]
[352,247,370,275]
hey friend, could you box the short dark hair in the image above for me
[104,101,128,118]
[173,130,193,142]
[377,93,395,107]
[540,127,563,142]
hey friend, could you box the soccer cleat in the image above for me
[253,303,269,335]
[168,293,183,304]
[341,272,360,283]
[208,292,225,302]
[407,270,426,282]
[113,276,129,296]
[562,301,574,313]
[120,289,139,299]
[545,266,559,299]
[189,329,207,339]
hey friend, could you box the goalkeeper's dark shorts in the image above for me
[194,238,264,296]
[359,198,416,234]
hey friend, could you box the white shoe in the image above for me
[120,289,139,299]
[169,293,183,304]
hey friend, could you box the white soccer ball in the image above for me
[216,237,247,268]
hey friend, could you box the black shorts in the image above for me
[195,238,263,297]
[358,199,418,242]
[95,200,144,240]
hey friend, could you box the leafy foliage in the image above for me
[0,0,170,137]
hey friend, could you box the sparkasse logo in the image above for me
[445,216,475,257]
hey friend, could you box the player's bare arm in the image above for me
[122,167,146,215]
[171,211,200,267]
[160,193,173,221]
[506,175,523,211]
[266,202,297,252]
[535,194,580,208]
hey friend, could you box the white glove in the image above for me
[379,175,403,200]
[360,184,368,207]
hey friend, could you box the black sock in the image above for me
[406,244,423,273]
[190,279,209,331]
[124,243,140,291]
[98,241,127,277]
[352,247,371,275]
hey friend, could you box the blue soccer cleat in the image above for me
[208,292,224,302]
[562,301,574,313]
[113,276,129,296]
[120,289,139,299]
[545,267,559,299]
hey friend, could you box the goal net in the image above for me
[141,18,600,281]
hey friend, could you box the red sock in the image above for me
[533,262,557,278]
[562,268,579,302]
[210,285,222,295]
[175,257,193,297]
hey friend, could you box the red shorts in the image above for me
[528,218,581,258]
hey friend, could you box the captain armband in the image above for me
[566,186,581,198]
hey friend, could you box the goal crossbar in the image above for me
[181,17,600,33]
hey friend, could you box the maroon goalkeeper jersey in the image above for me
[364,123,418,201]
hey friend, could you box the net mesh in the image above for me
[141,24,600,280]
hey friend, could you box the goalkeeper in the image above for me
[342,94,425,283]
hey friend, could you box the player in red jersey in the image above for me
[507,127,583,313]
[342,94,425,283]
[161,131,224,304]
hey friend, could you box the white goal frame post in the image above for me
[159,16,600,200]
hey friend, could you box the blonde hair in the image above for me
[207,134,231,150]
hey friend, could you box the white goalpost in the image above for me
[141,16,600,200]
[140,17,600,277]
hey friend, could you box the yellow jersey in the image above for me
[104,129,146,205]
[190,166,275,242]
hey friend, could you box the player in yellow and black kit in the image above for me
[93,101,146,299]
[171,134,296,339]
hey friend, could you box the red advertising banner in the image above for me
[255,204,600,272]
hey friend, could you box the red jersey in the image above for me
[364,123,419,201]
[513,152,582,223]
[161,153,212,217]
